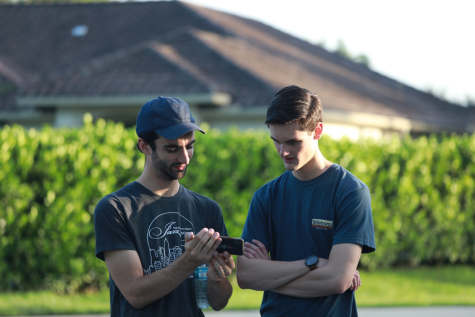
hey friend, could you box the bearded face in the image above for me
[150,149,188,181]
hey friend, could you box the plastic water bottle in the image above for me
[194,263,210,309]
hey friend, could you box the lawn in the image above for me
[0,266,474,315]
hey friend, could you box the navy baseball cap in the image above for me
[136,97,205,139]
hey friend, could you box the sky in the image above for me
[183,0,475,106]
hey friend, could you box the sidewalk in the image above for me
[10,307,475,317]
[204,306,475,317]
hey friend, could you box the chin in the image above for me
[284,163,298,171]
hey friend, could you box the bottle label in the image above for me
[194,267,208,280]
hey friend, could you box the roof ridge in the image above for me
[148,41,216,91]
[181,1,234,38]
[0,58,25,86]
[190,29,276,95]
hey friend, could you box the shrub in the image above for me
[1,117,474,292]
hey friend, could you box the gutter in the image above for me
[16,92,231,108]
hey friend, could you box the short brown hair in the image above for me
[265,85,322,133]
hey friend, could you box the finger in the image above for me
[207,260,218,279]
[252,240,269,259]
[244,246,260,258]
[252,239,268,252]
[188,228,209,249]
[198,229,216,252]
[218,251,234,275]
[212,252,232,276]
[195,228,210,239]
[185,232,194,243]
[244,245,257,253]
[210,257,225,279]
[223,251,236,270]
[245,242,266,258]
[205,234,221,259]
[245,242,262,253]
[244,251,256,259]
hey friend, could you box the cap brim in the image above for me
[156,122,205,140]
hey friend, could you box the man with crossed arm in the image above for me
[237,85,376,316]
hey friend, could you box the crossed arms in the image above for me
[104,228,234,310]
[237,240,362,298]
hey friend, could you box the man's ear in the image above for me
[137,138,151,155]
[314,122,323,140]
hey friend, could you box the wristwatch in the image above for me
[305,255,319,271]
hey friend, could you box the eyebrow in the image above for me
[270,136,300,143]
[163,139,196,148]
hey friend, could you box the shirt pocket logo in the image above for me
[312,219,333,230]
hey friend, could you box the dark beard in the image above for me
[150,151,187,181]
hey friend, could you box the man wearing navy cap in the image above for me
[94,97,234,316]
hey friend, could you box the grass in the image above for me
[355,266,475,306]
[1,266,474,315]
[0,291,110,315]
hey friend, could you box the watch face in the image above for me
[306,255,318,266]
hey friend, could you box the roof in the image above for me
[0,1,474,131]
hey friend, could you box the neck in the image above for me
[137,165,180,197]
[292,148,333,181]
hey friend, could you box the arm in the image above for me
[104,228,222,309]
[241,240,361,295]
[206,251,235,311]
[273,243,362,298]
[236,240,328,291]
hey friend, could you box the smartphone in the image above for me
[216,236,244,255]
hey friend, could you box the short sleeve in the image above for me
[333,187,376,253]
[241,192,271,250]
[93,195,136,261]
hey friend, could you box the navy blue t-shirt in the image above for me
[241,164,376,317]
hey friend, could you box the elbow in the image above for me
[211,299,229,312]
[333,277,353,294]
[126,294,147,310]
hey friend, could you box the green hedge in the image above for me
[1,116,474,292]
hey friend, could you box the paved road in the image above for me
[9,307,475,317]
[204,307,475,317]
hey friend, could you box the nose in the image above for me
[279,144,290,157]
[178,147,191,165]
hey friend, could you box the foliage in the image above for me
[333,39,371,67]
[1,118,474,292]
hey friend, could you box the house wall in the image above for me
[4,103,409,141]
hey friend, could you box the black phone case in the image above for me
[216,237,244,255]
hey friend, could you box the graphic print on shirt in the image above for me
[143,212,194,275]
[312,219,333,230]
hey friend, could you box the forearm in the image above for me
[273,244,363,298]
[127,254,196,308]
[273,264,353,298]
[207,277,233,311]
[237,257,309,291]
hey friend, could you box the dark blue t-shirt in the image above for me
[94,182,228,317]
[241,164,376,317]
